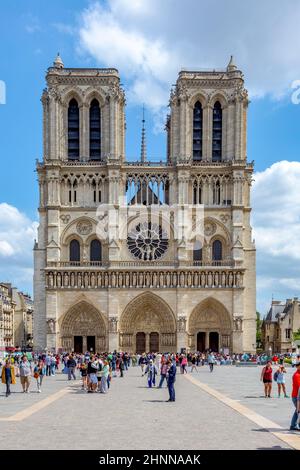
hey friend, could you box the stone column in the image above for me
[145,333,150,353]
[205,332,210,350]
[82,336,87,353]
[109,316,118,352]
[177,316,187,352]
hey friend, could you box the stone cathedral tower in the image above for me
[34,54,256,354]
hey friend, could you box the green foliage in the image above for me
[256,311,262,346]
[293,328,300,341]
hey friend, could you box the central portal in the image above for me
[120,293,176,353]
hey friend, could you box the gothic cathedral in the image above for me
[33,54,256,354]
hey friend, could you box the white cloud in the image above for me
[76,0,300,122]
[0,203,38,293]
[252,161,300,312]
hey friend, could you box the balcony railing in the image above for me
[46,259,236,268]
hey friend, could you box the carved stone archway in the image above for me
[119,292,176,353]
[59,301,107,352]
[188,297,232,353]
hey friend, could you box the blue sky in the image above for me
[0,0,300,315]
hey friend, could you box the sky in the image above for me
[0,0,300,316]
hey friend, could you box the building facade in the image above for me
[12,289,34,349]
[33,55,256,354]
[0,283,15,350]
[262,298,300,353]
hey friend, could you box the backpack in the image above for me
[273,371,278,382]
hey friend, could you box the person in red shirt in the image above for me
[290,362,300,431]
[261,361,273,398]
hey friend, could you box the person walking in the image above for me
[207,352,215,372]
[19,355,32,393]
[1,359,16,397]
[261,361,273,398]
[190,355,198,373]
[80,360,88,391]
[158,360,168,388]
[181,355,188,374]
[45,354,52,376]
[34,360,46,393]
[144,359,158,388]
[274,365,289,398]
[67,355,77,380]
[139,354,147,376]
[290,361,300,431]
[100,360,110,394]
[87,356,98,393]
[166,359,176,402]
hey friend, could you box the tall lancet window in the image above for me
[89,99,101,160]
[212,101,222,161]
[193,101,203,161]
[68,99,80,160]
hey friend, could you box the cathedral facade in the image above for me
[33,55,256,354]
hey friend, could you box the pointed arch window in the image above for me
[68,99,80,160]
[193,101,203,161]
[70,239,80,263]
[212,240,222,262]
[193,240,202,262]
[90,99,101,160]
[90,239,102,262]
[212,101,222,162]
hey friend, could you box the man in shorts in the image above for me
[19,355,32,393]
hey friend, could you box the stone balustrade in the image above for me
[45,268,244,289]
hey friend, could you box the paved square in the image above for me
[0,364,299,450]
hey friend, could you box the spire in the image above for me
[53,52,64,69]
[140,104,147,163]
[227,55,237,72]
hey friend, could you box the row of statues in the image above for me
[47,270,243,289]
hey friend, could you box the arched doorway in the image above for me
[119,293,176,353]
[60,301,107,353]
[197,332,206,352]
[136,332,146,354]
[150,332,159,352]
[209,332,219,352]
[188,298,232,353]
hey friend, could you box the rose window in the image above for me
[127,222,168,261]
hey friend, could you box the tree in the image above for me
[293,328,300,341]
[256,311,263,347]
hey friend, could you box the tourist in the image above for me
[67,354,77,380]
[143,359,158,388]
[87,356,98,393]
[290,361,300,431]
[34,360,46,393]
[166,359,176,402]
[1,359,16,397]
[274,365,288,398]
[19,355,32,393]
[158,359,168,388]
[50,355,57,376]
[181,355,188,374]
[261,361,273,398]
[190,354,198,373]
[119,355,125,378]
[100,360,110,393]
[80,360,88,390]
[207,352,216,372]
[139,354,147,375]
[45,353,52,376]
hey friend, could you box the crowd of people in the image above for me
[1,350,300,428]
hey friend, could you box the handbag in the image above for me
[34,372,39,379]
